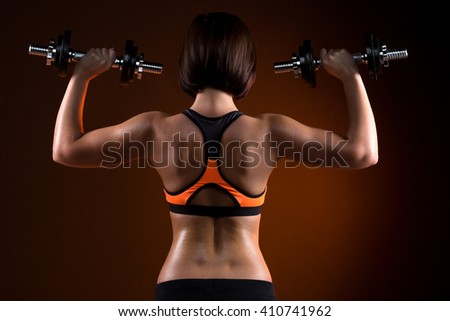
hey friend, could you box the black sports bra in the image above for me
[164,109,266,217]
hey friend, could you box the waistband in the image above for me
[154,278,277,301]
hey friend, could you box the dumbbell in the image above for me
[273,33,408,88]
[28,30,163,86]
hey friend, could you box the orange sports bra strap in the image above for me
[164,159,266,207]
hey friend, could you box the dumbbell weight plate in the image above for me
[120,40,139,86]
[365,33,382,80]
[299,40,316,88]
[54,30,71,78]
[129,45,138,83]
[120,40,132,86]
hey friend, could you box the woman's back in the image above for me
[150,96,276,283]
[153,108,274,201]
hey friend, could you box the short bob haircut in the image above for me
[179,12,257,100]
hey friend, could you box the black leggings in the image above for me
[154,278,277,301]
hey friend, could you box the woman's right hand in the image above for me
[73,48,116,81]
[320,48,359,82]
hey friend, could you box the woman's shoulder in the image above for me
[131,110,185,125]
[245,112,293,127]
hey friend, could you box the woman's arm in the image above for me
[52,48,162,168]
[268,48,378,169]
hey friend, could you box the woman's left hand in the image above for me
[73,48,116,81]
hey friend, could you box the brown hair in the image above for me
[179,12,257,100]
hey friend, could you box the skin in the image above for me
[53,47,378,284]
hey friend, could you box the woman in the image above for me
[52,12,378,300]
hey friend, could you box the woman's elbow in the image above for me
[349,149,379,169]
[359,151,378,168]
[52,145,74,166]
[52,147,66,165]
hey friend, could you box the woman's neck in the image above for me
[190,88,238,116]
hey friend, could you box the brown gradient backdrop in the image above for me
[1,0,448,300]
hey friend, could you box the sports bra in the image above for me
[164,109,267,217]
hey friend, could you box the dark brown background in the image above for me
[1,0,448,300]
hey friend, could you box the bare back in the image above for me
[150,111,275,283]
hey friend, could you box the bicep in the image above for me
[267,114,350,168]
[57,112,160,168]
